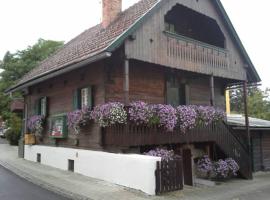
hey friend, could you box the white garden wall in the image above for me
[24,145,160,195]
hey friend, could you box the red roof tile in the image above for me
[17,0,159,86]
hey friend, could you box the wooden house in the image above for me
[7,0,260,188]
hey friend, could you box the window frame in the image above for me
[166,74,187,106]
[73,86,93,110]
[35,97,48,117]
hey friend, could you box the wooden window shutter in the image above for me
[34,99,41,115]
[87,86,93,109]
[73,89,81,110]
[42,97,48,117]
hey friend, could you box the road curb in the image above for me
[0,159,93,200]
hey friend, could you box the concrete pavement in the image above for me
[1,141,270,200]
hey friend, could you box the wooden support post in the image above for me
[210,75,215,106]
[243,81,253,179]
[124,58,129,105]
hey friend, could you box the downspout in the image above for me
[210,74,215,106]
[124,58,130,105]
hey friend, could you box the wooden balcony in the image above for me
[102,122,228,147]
[10,98,24,113]
[165,31,229,71]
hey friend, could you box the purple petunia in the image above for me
[90,102,127,127]
[144,148,177,161]
[225,158,240,176]
[67,106,91,134]
[176,106,197,133]
[27,115,44,136]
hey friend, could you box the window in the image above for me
[166,74,187,107]
[73,87,93,110]
[40,97,47,116]
[81,88,89,108]
[35,97,47,116]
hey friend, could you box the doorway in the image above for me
[182,148,193,186]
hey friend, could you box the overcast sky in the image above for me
[0,0,269,88]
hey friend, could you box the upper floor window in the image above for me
[35,97,48,116]
[164,4,225,48]
[73,87,93,110]
[166,74,187,107]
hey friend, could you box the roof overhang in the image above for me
[6,52,112,93]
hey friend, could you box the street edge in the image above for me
[0,159,93,200]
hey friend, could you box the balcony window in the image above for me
[165,4,225,48]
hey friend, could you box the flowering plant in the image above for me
[225,158,240,176]
[196,155,213,176]
[213,159,230,178]
[27,115,44,136]
[144,148,177,161]
[67,106,91,134]
[195,106,226,126]
[149,104,177,131]
[213,108,226,123]
[128,102,178,131]
[90,102,127,127]
[176,106,197,133]
[128,101,150,125]
[195,106,216,126]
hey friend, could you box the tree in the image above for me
[0,39,63,144]
[0,39,63,119]
[230,87,270,120]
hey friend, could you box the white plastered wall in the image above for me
[24,145,161,195]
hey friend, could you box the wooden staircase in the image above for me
[209,122,252,179]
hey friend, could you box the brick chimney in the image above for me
[102,0,122,28]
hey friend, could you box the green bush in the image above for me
[5,129,20,146]
[5,114,22,146]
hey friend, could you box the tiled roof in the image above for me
[17,0,159,86]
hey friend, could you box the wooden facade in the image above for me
[125,0,247,81]
[25,54,229,151]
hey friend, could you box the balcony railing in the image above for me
[164,31,229,70]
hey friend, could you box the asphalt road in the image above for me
[0,164,69,200]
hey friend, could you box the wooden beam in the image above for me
[124,58,130,105]
[243,80,253,179]
[210,75,215,106]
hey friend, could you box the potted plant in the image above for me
[26,115,45,144]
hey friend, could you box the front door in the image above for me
[182,148,193,186]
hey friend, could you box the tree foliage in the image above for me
[230,87,270,120]
[0,39,63,121]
